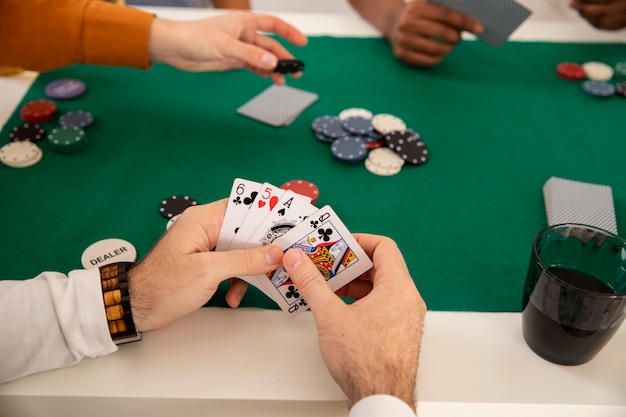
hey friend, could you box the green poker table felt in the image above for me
[1,37,625,312]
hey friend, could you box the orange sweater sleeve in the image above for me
[0,0,155,72]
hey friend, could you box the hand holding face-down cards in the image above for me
[216,178,373,316]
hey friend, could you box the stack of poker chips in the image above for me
[311,108,429,177]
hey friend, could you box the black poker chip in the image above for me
[159,195,198,219]
[384,130,419,150]
[273,59,304,74]
[9,123,46,142]
[390,138,429,166]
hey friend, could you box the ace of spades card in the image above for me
[259,205,373,317]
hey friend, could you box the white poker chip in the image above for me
[81,238,137,269]
[365,158,402,177]
[371,113,406,135]
[582,62,614,81]
[338,107,373,121]
[0,141,42,168]
[366,147,404,170]
[166,213,181,231]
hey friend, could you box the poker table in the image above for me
[1,7,625,417]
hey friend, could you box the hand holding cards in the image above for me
[216,178,373,317]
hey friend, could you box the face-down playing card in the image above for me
[257,205,373,317]
[428,0,532,48]
[236,84,319,127]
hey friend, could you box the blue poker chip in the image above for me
[314,130,335,144]
[368,129,384,142]
[341,116,373,136]
[59,110,94,128]
[581,80,615,98]
[45,78,87,100]
[311,116,345,139]
[406,128,421,139]
[330,136,367,164]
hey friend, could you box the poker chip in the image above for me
[581,80,615,98]
[281,180,319,205]
[45,78,87,100]
[59,110,94,128]
[80,238,137,269]
[47,126,89,153]
[9,123,46,142]
[372,113,406,135]
[0,141,42,168]
[615,81,626,98]
[367,147,405,170]
[20,99,57,123]
[159,195,198,219]
[556,62,585,81]
[166,214,181,230]
[314,130,336,144]
[615,62,626,77]
[365,158,402,177]
[330,136,367,164]
[311,115,346,139]
[390,138,428,165]
[341,116,373,135]
[582,62,614,81]
[338,108,373,121]
[384,130,419,150]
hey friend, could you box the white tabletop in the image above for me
[1,7,625,417]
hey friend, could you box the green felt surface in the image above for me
[1,37,625,312]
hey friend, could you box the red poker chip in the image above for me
[20,99,57,123]
[281,180,319,205]
[365,140,385,150]
[556,62,586,81]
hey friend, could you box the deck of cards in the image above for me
[216,178,373,317]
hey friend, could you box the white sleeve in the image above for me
[0,269,117,383]
[349,395,416,417]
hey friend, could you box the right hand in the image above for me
[387,1,483,66]
[282,234,427,410]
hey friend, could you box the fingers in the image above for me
[570,0,626,30]
[207,244,284,282]
[282,249,344,316]
[251,14,309,48]
[225,277,249,308]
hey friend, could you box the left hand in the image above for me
[570,0,626,30]
[148,11,308,84]
[127,199,285,331]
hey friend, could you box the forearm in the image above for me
[0,0,153,71]
[213,0,250,9]
[0,270,117,383]
[348,0,407,38]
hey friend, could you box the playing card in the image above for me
[543,177,618,234]
[237,84,319,127]
[227,182,286,250]
[429,0,532,48]
[241,190,318,249]
[215,178,262,252]
[257,205,374,317]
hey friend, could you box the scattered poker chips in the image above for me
[281,180,319,205]
[45,78,87,100]
[0,141,42,168]
[312,108,429,176]
[555,60,625,99]
[47,126,89,153]
[9,123,46,142]
[159,195,198,219]
[615,82,626,98]
[20,99,57,123]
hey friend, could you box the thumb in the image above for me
[210,245,284,279]
[283,249,343,314]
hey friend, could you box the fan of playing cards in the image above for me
[216,178,373,317]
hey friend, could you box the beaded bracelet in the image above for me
[99,262,143,345]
